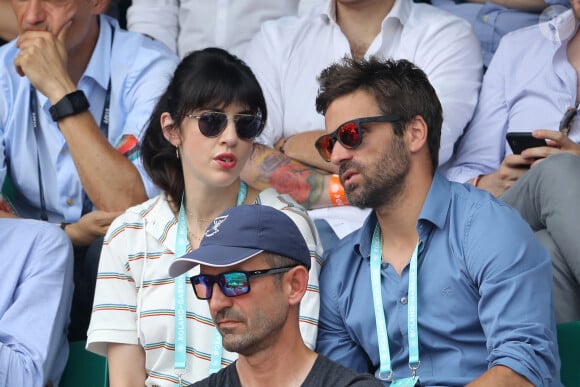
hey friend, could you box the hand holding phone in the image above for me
[506,132,547,154]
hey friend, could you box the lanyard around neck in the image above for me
[370,224,420,381]
[173,182,247,385]
[28,29,113,221]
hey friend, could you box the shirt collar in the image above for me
[383,0,410,29]
[354,172,450,259]
[546,8,579,45]
[322,0,409,27]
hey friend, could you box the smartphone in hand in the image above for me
[506,132,547,154]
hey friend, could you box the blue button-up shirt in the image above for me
[317,173,562,386]
[0,15,178,223]
[0,219,73,386]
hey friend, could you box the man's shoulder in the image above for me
[110,24,177,63]
[492,20,551,63]
[251,9,327,49]
[0,218,73,264]
[407,2,474,33]
[444,178,517,222]
[303,355,383,387]
[189,364,239,387]
[259,11,322,34]
[103,15,178,75]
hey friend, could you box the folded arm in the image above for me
[242,143,338,210]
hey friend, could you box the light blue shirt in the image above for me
[0,219,73,386]
[316,173,562,386]
[431,0,569,67]
[445,9,580,183]
[0,15,178,223]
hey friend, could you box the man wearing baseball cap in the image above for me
[169,204,382,386]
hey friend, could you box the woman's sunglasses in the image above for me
[190,266,296,300]
[187,111,263,140]
[315,115,401,162]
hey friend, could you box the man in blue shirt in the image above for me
[314,57,562,386]
[0,218,73,386]
[0,0,178,339]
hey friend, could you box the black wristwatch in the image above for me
[49,90,90,122]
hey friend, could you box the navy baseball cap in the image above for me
[168,204,311,277]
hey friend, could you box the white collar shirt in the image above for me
[243,0,483,237]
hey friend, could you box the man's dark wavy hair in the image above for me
[315,57,442,172]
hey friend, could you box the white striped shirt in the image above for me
[87,188,322,386]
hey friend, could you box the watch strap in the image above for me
[49,90,90,122]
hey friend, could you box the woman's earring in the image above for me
[176,147,180,159]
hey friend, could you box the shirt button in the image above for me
[400,297,408,305]
[66,198,74,206]
[482,15,489,23]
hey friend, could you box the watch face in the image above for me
[70,92,86,107]
[49,90,90,121]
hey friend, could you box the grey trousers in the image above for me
[501,153,580,323]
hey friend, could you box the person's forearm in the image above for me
[277,130,339,174]
[0,1,17,42]
[107,343,148,386]
[467,365,533,387]
[242,144,335,209]
[56,111,148,211]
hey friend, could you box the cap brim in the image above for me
[168,245,264,277]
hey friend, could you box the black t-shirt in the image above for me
[189,355,383,387]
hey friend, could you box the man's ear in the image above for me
[406,115,428,154]
[161,112,181,147]
[285,265,309,307]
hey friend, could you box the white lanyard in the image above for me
[370,224,420,383]
[173,182,247,385]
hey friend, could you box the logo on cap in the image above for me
[205,215,229,237]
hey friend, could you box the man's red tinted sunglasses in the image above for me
[315,115,401,161]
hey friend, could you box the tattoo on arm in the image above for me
[255,149,327,209]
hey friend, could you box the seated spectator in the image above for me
[315,56,562,386]
[446,4,580,323]
[0,0,178,340]
[169,204,382,387]
[126,0,324,58]
[0,218,73,387]
[241,0,482,250]
[429,0,570,67]
[86,48,322,386]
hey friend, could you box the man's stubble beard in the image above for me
[341,134,410,209]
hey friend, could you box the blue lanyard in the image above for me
[173,182,247,385]
[370,224,420,382]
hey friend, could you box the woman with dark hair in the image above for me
[86,48,322,386]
